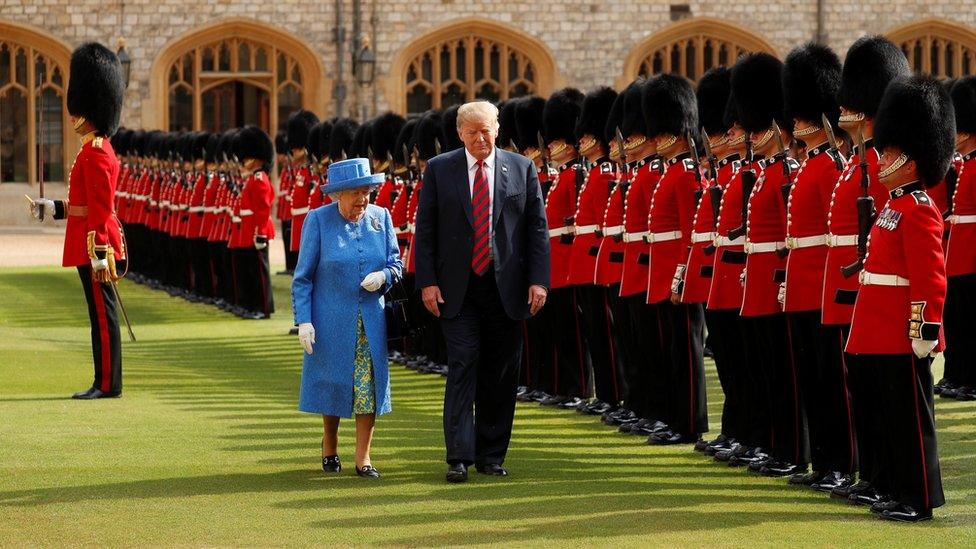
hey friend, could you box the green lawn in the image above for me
[0,267,973,547]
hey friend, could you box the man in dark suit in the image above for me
[414,100,551,483]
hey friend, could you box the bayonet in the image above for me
[701,128,718,182]
[537,131,551,176]
[821,113,846,171]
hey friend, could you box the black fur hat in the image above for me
[497,100,519,149]
[143,130,163,158]
[543,87,584,144]
[316,119,334,160]
[192,131,211,161]
[731,52,790,133]
[274,131,287,154]
[127,130,145,158]
[950,76,976,135]
[575,87,617,148]
[723,91,740,129]
[783,42,843,127]
[642,74,698,139]
[163,133,181,160]
[286,109,320,151]
[204,132,219,163]
[307,123,323,162]
[215,130,236,162]
[238,125,274,167]
[604,87,626,145]
[413,110,444,161]
[839,36,910,118]
[351,121,373,158]
[372,112,407,161]
[621,79,648,138]
[440,105,464,151]
[112,128,132,156]
[394,117,419,166]
[329,118,360,161]
[515,96,546,152]
[697,67,732,136]
[874,75,956,187]
[67,42,125,136]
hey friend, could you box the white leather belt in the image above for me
[549,226,575,238]
[161,200,171,207]
[745,241,785,254]
[231,216,242,223]
[714,235,745,247]
[827,233,857,247]
[240,209,254,216]
[406,222,416,234]
[645,230,682,243]
[574,224,600,236]
[786,234,828,249]
[859,271,909,286]
[622,231,648,243]
[204,207,216,214]
[189,206,205,213]
[691,231,715,244]
[603,225,624,237]
[291,206,310,216]
[950,214,976,224]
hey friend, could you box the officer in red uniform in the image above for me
[640,75,708,445]
[539,88,591,408]
[285,110,320,254]
[30,43,126,399]
[780,43,856,491]
[846,75,953,522]
[941,77,976,400]
[571,87,624,416]
[236,126,276,319]
[274,131,298,274]
[827,36,911,503]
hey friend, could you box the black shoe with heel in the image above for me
[322,455,341,473]
[356,464,381,478]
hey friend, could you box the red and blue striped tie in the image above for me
[471,159,491,275]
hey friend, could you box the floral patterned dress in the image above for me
[352,314,376,414]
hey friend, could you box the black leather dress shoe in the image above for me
[849,484,887,507]
[446,463,468,483]
[714,443,748,462]
[746,455,774,472]
[475,463,508,476]
[539,394,568,406]
[532,391,555,403]
[955,387,976,401]
[648,430,700,445]
[696,434,728,453]
[516,385,528,397]
[831,479,865,499]
[729,447,768,467]
[759,462,806,477]
[705,436,734,456]
[322,455,341,473]
[619,417,647,433]
[870,498,899,514]
[933,378,951,395]
[72,388,121,400]
[356,464,381,478]
[810,471,854,493]
[880,503,932,522]
[636,420,669,436]
[516,389,541,402]
[559,396,585,409]
[603,407,635,425]
[788,471,821,486]
[583,400,613,415]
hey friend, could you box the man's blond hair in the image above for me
[456,101,499,130]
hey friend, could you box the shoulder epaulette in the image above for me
[682,157,696,172]
[786,157,801,171]
[600,162,613,174]
[911,190,930,205]
[92,136,104,149]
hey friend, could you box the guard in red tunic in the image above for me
[286,110,320,254]
[846,75,953,522]
[236,126,276,319]
[940,78,976,400]
[827,36,911,503]
[30,43,126,399]
[638,75,708,445]
[780,43,856,490]
[274,131,298,274]
[571,87,624,416]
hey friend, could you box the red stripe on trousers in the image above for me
[90,273,112,392]
[839,329,856,472]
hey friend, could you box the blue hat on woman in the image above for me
[324,158,385,193]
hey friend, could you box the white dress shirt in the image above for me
[465,146,496,257]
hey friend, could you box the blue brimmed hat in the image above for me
[324,158,385,193]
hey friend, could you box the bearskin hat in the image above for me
[307,123,323,162]
[731,52,790,134]
[642,74,698,139]
[394,117,419,166]
[782,42,843,128]
[351,121,373,158]
[67,42,125,136]
[329,118,360,161]
[286,110,320,151]
[127,130,145,158]
[413,110,444,161]
[497,99,519,150]
[604,87,626,146]
[621,79,648,138]
[575,87,617,149]
[874,76,956,187]
[274,131,287,155]
[192,131,211,161]
[440,105,464,151]
[217,129,240,162]
[697,67,732,137]
[543,87,584,144]
[204,132,219,164]
[143,130,164,159]
[237,125,274,167]
[839,36,910,119]
[951,77,976,135]
[371,112,407,161]
[515,96,546,152]
[178,132,195,162]
[111,128,132,156]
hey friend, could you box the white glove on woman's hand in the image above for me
[298,322,315,355]
[360,271,386,292]
[912,339,937,359]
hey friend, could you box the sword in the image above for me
[109,279,136,342]
[821,113,847,171]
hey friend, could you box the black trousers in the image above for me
[440,268,521,466]
[704,308,747,440]
[849,353,944,510]
[577,284,626,404]
[607,287,639,411]
[525,314,551,393]
[234,246,274,315]
[280,219,299,272]
[793,315,858,473]
[624,296,669,420]
[190,238,214,298]
[662,301,708,436]
[77,266,122,394]
[535,287,590,398]
[943,273,976,386]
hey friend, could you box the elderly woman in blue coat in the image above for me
[293,158,402,479]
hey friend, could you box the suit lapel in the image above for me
[453,149,474,227]
[493,149,509,228]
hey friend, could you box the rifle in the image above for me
[727,133,756,241]
[772,121,795,258]
[537,131,552,177]
[687,130,703,196]
[821,113,846,171]
[701,130,722,255]
[840,128,875,278]
[609,127,631,243]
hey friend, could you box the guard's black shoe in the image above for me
[539,394,568,406]
[759,462,806,477]
[585,401,615,416]
[322,455,341,473]
[559,396,585,409]
[532,391,554,403]
[72,388,120,399]
[831,479,865,500]
[810,471,854,493]
[355,464,380,478]
[933,378,951,394]
[475,463,508,476]
[516,390,541,402]
[696,433,729,453]
[446,462,468,483]
[705,436,734,456]
[714,443,748,462]
[747,455,774,472]
[516,385,529,397]
[880,504,932,522]
[849,484,886,507]
[619,417,645,433]
[730,447,768,467]
[648,430,700,445]
[634,420,669,437]
[604,408,636,425]
[788,471,821,486]
[955,387,976,401]
[870,499,900,514]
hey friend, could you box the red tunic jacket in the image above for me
[289,166,312,252]
[707,165,749,311]
[276,165,293,222]
[546,164,580,290]
[822,144,888,324]
[240,170,276,244]
[647,154,702,304]
[682,156,740,304]
[568,161,614,286]
[741,158,791,317]
[593,173,627,287]
[619,158,662,297]
[847,183,946,354]
[783,147,845,312]
[946,153,976,276]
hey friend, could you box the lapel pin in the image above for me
[371,217,382,231]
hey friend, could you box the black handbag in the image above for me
[384,274,414,342]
